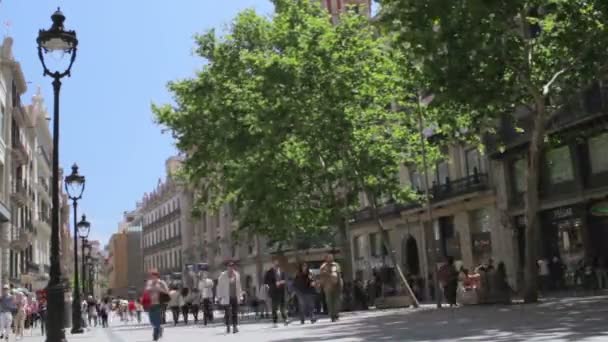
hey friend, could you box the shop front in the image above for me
[586,200,608,260]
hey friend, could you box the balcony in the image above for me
[352,201,421,223]
[34,213,51,235]
[10,135,28,166]
[26,261,40,274]
[431,173,490,202]
[10,181,30,206]
[10,227,33,251]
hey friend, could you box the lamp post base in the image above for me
[71,327,84,334]
[45,282,67,342]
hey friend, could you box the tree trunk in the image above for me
[255,234,264,288]
[337,215,354,282]
[367,191,420,308]
[523,100,547,303]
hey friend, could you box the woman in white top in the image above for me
[168,287,183,326]
[217,262,242,334]
[198,271,215,326]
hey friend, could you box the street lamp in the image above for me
[37,7,78,342]
[77,215,90,296]
[65,164,85,334]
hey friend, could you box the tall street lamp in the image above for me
[77,216,90,296]
[65,164,85,334]
[37,7,78,342]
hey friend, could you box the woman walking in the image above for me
[100,298,111,328]
[198,271,215,326]
[14,291,27,339]
[294,263,317,324]
[168,287,182,325]
[217,262,242,334]
[145,270,169,341]
[190,289,201,324]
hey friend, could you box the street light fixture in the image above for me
[77,215,90,296]
[65,164,85,334]
[37,7,78,342]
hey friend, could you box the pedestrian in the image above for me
[135,299,144,324]
[190,288,201,324]
[128,299,137,323]
[0,285,15,341]
[38,297,47,336]
[87,296,98,327]
[538,258,551,292]
[595,256,608,290]
[145,269,170,341]
[320,254,343,322]
[256,284,270,319]
[198,271,215,326]
[265,258,288,327]
[294,262,317,324]
[81,298,89,328]
[100,298,111,328]
[438,256,459,307]
[180,288,190,325]
[217,261,242,334]
[168,286,182,325]
[14,291,26,339]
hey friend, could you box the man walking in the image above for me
[0,285,15,341]
[265,259,288,327]
[198,271,215,326]
[320,254,343,322]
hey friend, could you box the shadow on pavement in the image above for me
[269,295,608,342]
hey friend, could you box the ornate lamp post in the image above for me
[37,8,78,342]
[77,216,90,296]
[65,164,85,334]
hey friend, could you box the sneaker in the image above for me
[300,320,305,325]
[284,320,289,326]
[273,323,278,328]
[226,326,231,334]
[233,326,239,334]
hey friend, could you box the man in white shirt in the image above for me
[198,271,215,326]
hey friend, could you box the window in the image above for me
[470,208,491,233]
[410,170,424,191]
[513,158,526,193]
[589,133,608,174]
[231,244,237,258]
[369,233,378,257]
[546,146,574,184]
[0,104,4,141]
[178,220,182,235]
[436,161,449,185]
[381,231,390,256]
[465,148,484,177]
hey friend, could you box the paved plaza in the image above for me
[20,294,608,342]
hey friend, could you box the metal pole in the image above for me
[46,76,66,342]
[71,200,83,333]
[81,238,86,296]
[417,98,442,309]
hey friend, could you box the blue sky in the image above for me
[0,0,274,245]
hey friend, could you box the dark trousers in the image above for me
[296,292,316,322]
[149,305,162,341]
[170,306,180,325]
[100,312,108,328]
[224,297,238,328]
[181,304,190,324]
[271,295,286,323]
[39,311,46,335]
[191,305,200,323]
[202,298,214,325]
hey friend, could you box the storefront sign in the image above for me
[552,207,574,220]
[590,201,608,217]
[471,232,492,253]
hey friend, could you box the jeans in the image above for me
[148,305,162,341]
[0,312,11,336]
[271,295,286,324]
[190,305,199,323]
[202,298,214,325]
[224,297,238,328]
[170,306,180,325]
[39,311,46,336]
[324,287,341,320]
[181,305,190,325]
[296,292,315,322]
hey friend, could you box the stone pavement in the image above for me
[21,294,608,342]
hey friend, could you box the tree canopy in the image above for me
[154,0,424,244]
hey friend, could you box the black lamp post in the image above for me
[37,8,78,342]
[77,216,90,296]
[65,164,85,334]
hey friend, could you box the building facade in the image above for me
[141,156,194,286]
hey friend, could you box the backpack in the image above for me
[141,291,152,311]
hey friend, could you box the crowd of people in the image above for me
[143,253,344,340]
[0,284,48,341]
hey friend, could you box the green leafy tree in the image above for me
[379,0,608,302]
[155,0,425,304]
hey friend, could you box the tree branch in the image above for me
[542,68,568,96]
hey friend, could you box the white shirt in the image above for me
[538,259,550,276]
[198,278,214,299]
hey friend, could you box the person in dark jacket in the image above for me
[293,263,317,324]
[264,259,289,327]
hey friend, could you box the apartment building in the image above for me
[0,37,71,290]
[141,156,194,286]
